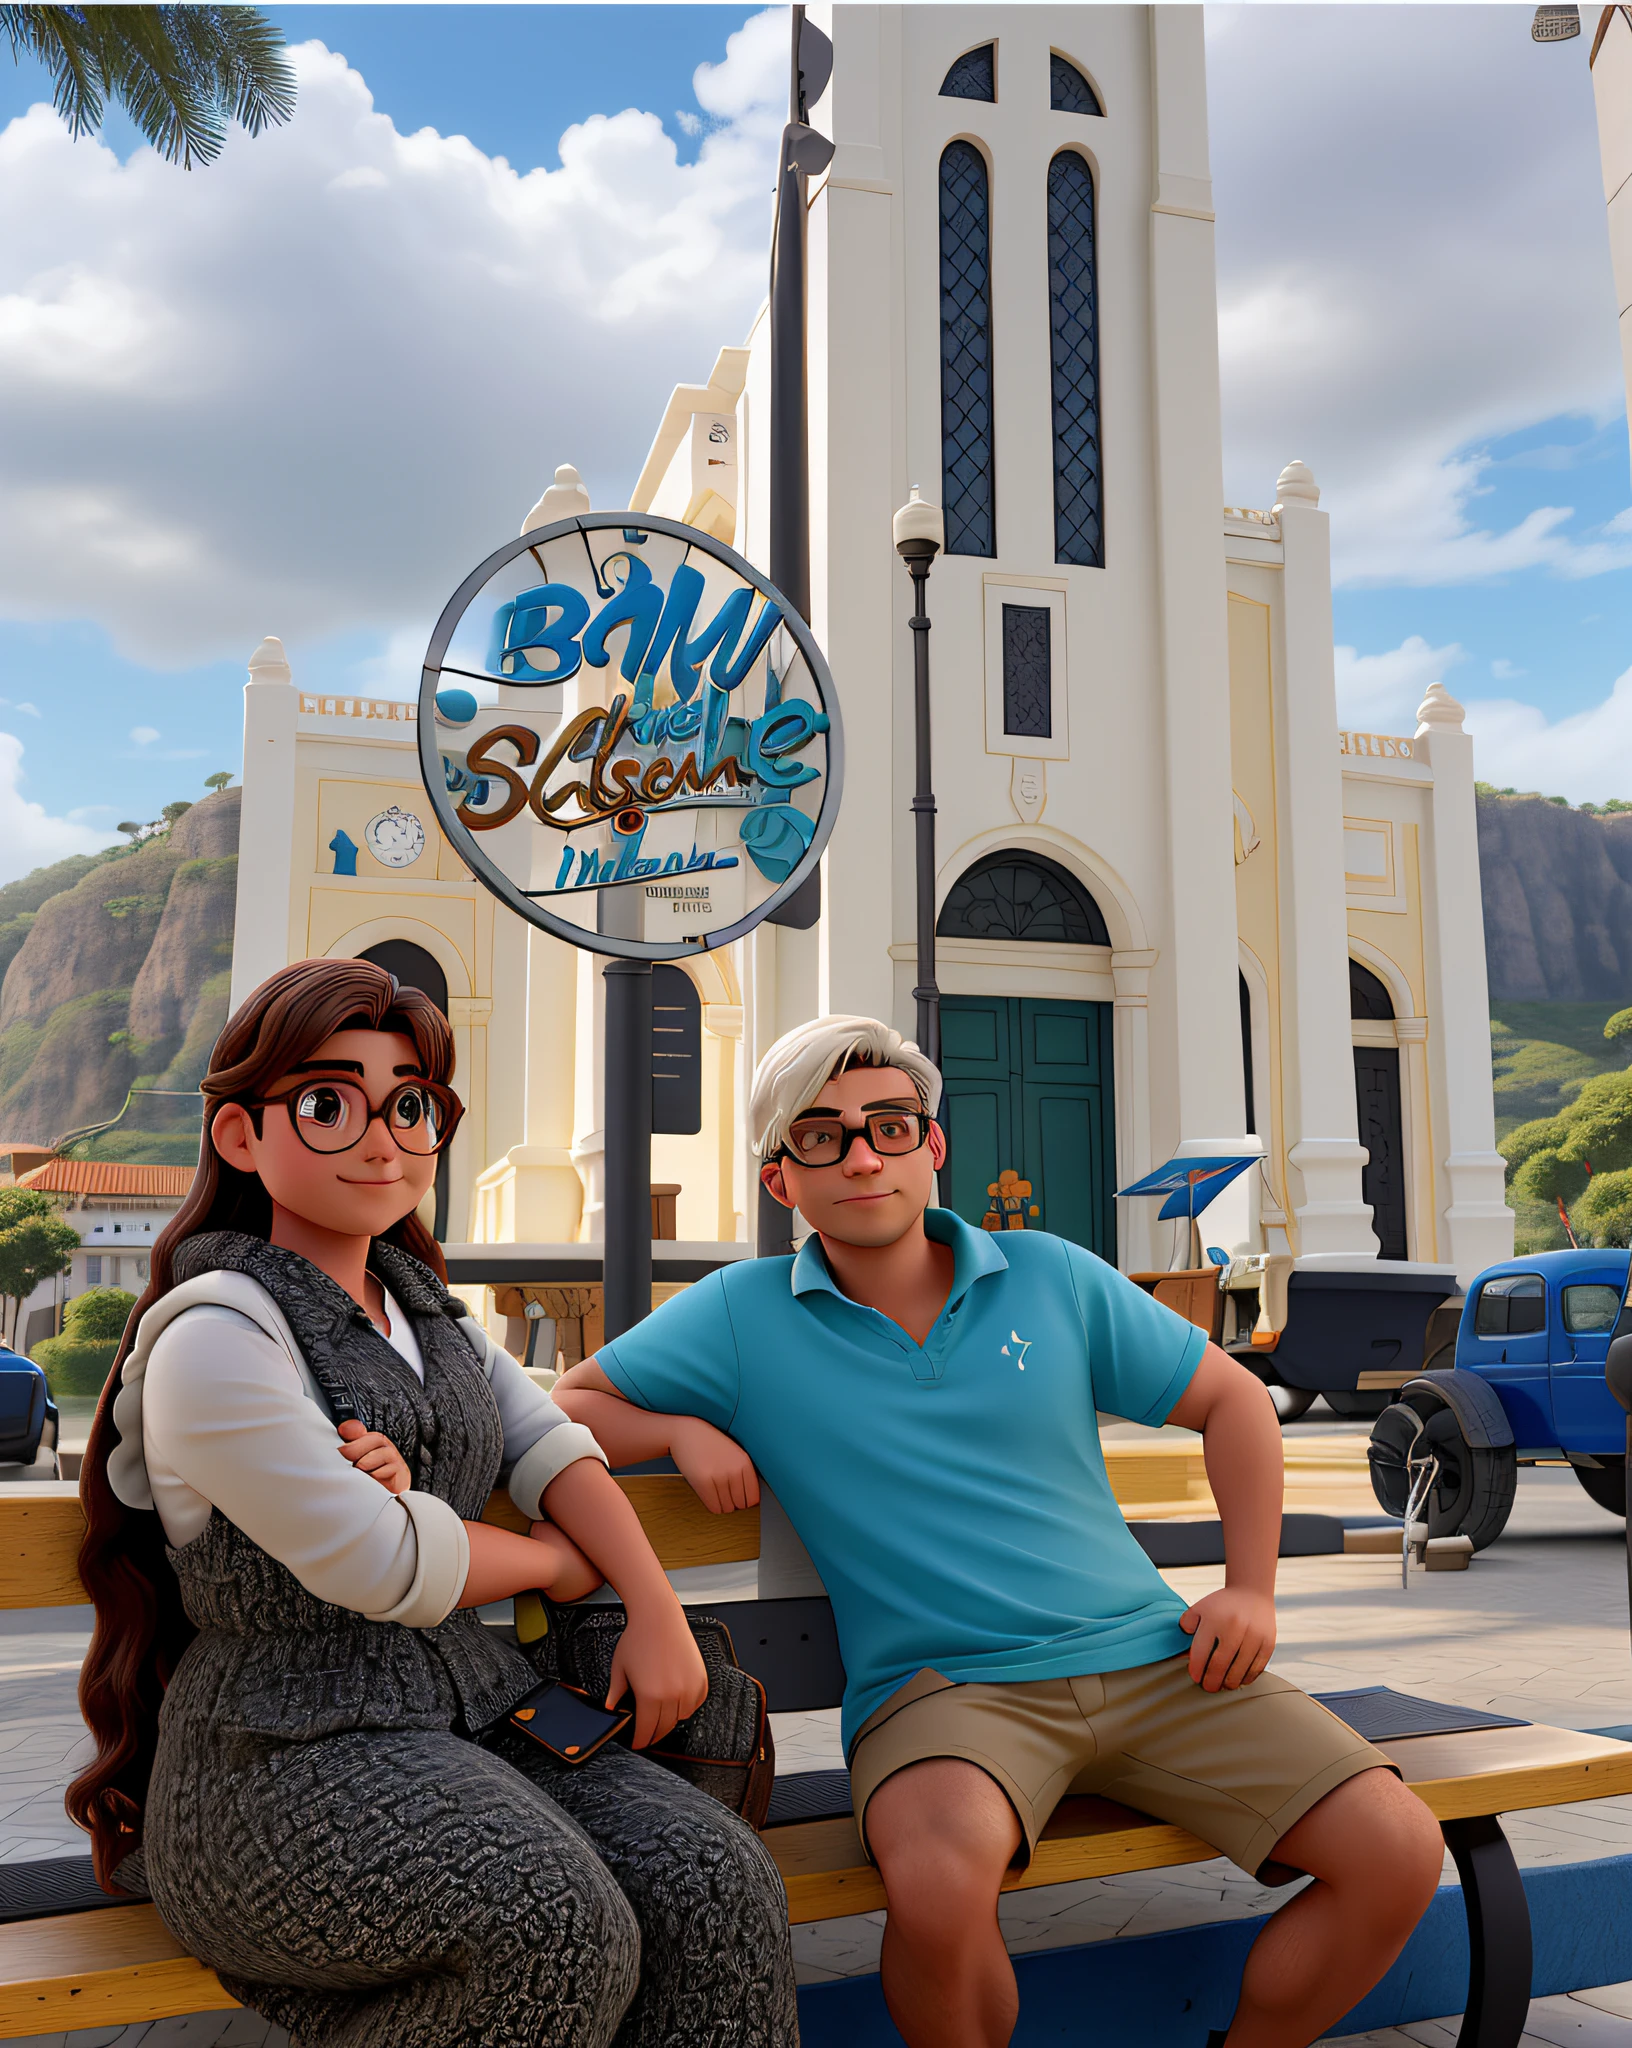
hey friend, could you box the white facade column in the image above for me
[1111,950,1157,1270]
[1274,463,1377,1257]
[1415,683,1514,1281]
[1147,8,1251,1159]
[230,637,297,1011]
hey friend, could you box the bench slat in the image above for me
[0,1904,237,2032]
[0,1480,760,1599]
[766,1795,1219,1924]
[762,1728,1632,1927]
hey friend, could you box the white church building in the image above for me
[228,4,1513,1288]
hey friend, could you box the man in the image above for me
[556,1016,1444,2048]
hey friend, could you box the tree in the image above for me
[0,1190,78,1346]
[116,821,142,842]
[160,800,192,826]
[0,6,294,167]
[62,1286,137,1342]
[204,772,233,793]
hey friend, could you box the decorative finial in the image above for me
[1415,680,1467,733]
[522,463,592,535]
[1273,460,1319,514]
[246,635,291,685]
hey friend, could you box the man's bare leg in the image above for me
[866,1758,1023,2048]
[1226,1769,1445,2048]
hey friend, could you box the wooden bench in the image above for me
[3,1485,1631,2047]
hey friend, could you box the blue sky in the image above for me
[0,4,1629,873]
[0,6,760,847]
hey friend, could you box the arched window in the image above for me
[940,141,996,557]
[1050,53,1103,115]
[937,851,1109,945]
[1239,971,1256,1136]
[941,43,995,101]
[1349,958,1407,1259]
[361,940,452,1239]
[1047,149,1102,567]
[1349,958,1395,1019]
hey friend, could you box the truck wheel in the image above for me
[1368,1386,1517,1550]
[1326,1390,1391,1421]
[1573,1458,1627,1517]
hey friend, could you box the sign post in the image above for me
[418,513,842,1339]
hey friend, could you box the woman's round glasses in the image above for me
[781,1108,930,1168]
[254,1078,463,1157]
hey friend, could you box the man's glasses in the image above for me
[250,1078,463,1157]
[781,1107,931,1169]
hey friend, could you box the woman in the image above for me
[69,957,797,2048]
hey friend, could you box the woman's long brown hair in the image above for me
[68,958,456,1888]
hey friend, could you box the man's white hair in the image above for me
[750,1015,943,1160]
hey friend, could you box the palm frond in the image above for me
[0,5,295,166]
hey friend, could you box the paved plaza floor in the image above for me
[7,1450,1632,2045]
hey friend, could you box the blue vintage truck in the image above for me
[1367,1247,1629,1548]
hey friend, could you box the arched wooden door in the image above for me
[935,854,1116,1259]
[361,941,452,1241]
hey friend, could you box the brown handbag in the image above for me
[521,1599,776,1829]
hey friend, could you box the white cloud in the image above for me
[1209,7,1625,586]
[0,697,39,716]
[129,726,159,746]
[1466,668,1632,802]
[1334,635,1464,730]
[1491,657,1525,680]
[0,732,113,883]
[0,21,786,666]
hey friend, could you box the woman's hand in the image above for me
[670,1416,761,1514]
[337,1418,410,1495]
[527,1520,604,1603]
[606,1598,709,1749]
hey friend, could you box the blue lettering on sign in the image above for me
[488,554,784,717]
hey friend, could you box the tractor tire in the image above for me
[1573,1457,1628,1517]
[1368,1385,1517,1551]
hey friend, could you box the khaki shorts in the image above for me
[849,1656,1391,1880]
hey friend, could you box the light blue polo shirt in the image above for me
[599,1209,1207,1749]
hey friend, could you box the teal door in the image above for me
[940,996,1116,1259]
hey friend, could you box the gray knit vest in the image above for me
[160,1231,535,1743]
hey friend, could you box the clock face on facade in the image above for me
[364,805,426,869]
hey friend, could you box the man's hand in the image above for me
[670,1415,760,1514]
[1179,1586,1276,1691]
[337,1418,410,1495]
[606,1600,710,1748]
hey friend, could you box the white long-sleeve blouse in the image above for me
[120,1277,606,1630]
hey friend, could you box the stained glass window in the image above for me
[1002,605,1052,739]
[1048,150,1101,567]
[941,44,995,101]
[940,141,996,557]
[937,852,1109,945]
[1050,53,1103,115]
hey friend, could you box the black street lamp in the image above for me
[894,487,945,1068]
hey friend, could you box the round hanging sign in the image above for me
[417,513,842,961]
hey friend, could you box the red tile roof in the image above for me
[18,1161,192,1199]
